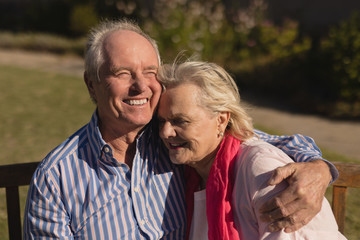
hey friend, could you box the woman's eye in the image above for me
[157,118,166,126]
[173,119,188,125]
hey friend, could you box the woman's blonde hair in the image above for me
[158,61,254,141]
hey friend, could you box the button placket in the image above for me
[131,146,149,233]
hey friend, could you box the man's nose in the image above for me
[130,73,147,92]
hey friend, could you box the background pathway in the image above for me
[1,49,359,162]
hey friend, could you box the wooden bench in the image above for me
[0,161,40,240]
[332,162,360,234]
[0,161,359,239]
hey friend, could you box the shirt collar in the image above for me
[86,110,107,161]
[86,109,156,162]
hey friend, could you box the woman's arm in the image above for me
[254,129,338,232]
[232,140,345,239]
[254,129,338,181]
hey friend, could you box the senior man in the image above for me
[23,19,337,239]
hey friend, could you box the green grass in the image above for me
[0,65,93,239]
[0,66,358,239]
[0,65,93,165]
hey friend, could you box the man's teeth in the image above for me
[126,99,148,105]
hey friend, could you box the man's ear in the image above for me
[217,111,230,133]
[84,72,97,102]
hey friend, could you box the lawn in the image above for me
[0,65,359,239]
[0,65,93,238]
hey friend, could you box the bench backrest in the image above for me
[1,161,359,239]
[332,162,360,234]
[0,162,40,240]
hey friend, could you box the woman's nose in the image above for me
[160,121,176,139]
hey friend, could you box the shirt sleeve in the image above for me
[232,140,346,240]
[254,129,339,182]
[23,166,74,239]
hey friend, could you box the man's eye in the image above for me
[143,71,157,78]
[117,72,131,78]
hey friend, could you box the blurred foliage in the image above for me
[142,0,236,63]
[0,0,71,35]
[69,3,99,36]
[0,0,359,118]
[321,12,360,103]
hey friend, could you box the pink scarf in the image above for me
[185,134,242,240]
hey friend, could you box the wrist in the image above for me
[311,159,332,185]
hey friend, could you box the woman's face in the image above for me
[157,83,225,167]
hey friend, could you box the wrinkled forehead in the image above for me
[161,83,204,109]
[103,30,159,65]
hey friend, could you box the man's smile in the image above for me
[123,98,149,106]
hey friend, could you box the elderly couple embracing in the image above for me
[23,19,345,240]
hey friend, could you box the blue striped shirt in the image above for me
[254,129,338,181]
[23,111,337,239]
[24,112,186,239]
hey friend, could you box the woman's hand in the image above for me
[259,159,332,232]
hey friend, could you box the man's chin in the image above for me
[125,116,152,128]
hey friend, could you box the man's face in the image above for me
[88,30,162,133]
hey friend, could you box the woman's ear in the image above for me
[217,111,230,133]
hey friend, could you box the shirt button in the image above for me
[104,146,110,153]
[134,186,139,192]
[140,219,146,225]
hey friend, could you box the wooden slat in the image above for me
[331,162,360,235]
[0,161,359,238]
[0,162,40,188]
[0,162,40,240]
[333,162,360,188]
[332,186,347,234]
[6,186,22,240]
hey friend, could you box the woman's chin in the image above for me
[169,156,186,165]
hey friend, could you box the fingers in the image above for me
[260,161,328,233]
[266,209,314,233]
[268,163,296,185]
[260,181,301,218]
[260,183,323,231]
[260,193,300,222]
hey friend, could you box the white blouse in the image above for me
[189,138,346,240]
[189,189,208,240]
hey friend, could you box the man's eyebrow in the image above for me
[110,66,130,73]
[110,65,158,73]
[144,65,158,71]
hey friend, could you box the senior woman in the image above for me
[157,61,346,240]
